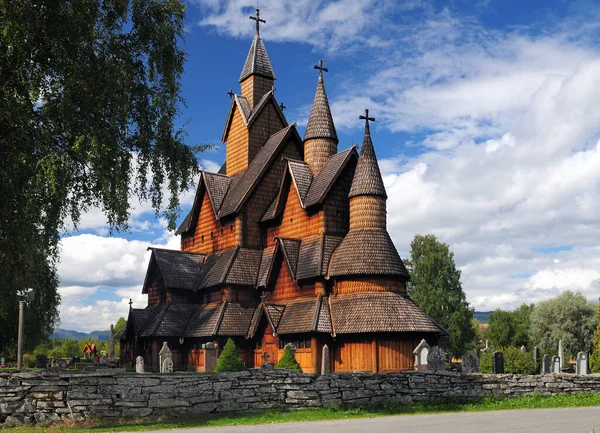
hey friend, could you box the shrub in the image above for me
[23,353,36,369]
[480,347,536,374]
[214,338,245,373]
[275,344,302,372]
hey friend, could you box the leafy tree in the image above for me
[60,338,82,359]
[114,317,127,333]
[529,291,596,360]
[480,347,536,374]
[1,0,202,352]
[487,310,516,348]
[275,345,302,372]
[589,298,600,373]
[512,303,535,349]
[214,339,245,373]
[406,234,475,357]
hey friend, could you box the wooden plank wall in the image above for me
[335,277,406,295]
[267,259,314,301]
[249,101,285,165]
[183,192,237,255]
[322,158,356,236]
[225,107,250,176]
[147,271,166,305]
[333,337,417,373]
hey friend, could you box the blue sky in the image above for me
[58,0,600,332]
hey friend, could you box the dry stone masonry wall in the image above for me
[2,370,600,425]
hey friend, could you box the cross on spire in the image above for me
[250,8,266,36]
[359,109,375,127]
[227,89,234,99]
[279,102,286,112]
[313,59,328,76]
[129,298,133,309]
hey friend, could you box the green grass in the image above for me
[3,393,600,432]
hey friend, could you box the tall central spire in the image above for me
[303,59,338,174]
[239,8,276,108]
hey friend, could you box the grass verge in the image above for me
[3,393,600,433]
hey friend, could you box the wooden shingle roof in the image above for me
[225,248,262,286]
[184,303,225,338]
[239,35,276,82]
[143,248,205,293]
[195,247,238,289]
[304,74,338,144]
[304,146,357,207]
[217,302,257,336]
[328,229,409,278]
[330,292,444,334]
[349,122,387,199]
[295,234,343,281]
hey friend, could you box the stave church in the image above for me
[117,9,445,373]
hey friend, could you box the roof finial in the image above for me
[314,59,328,77]
[250,8,266,36]
[279,102,286,112]
[129,298,133,309]
[359,109,375,133]
[227,89,234,99]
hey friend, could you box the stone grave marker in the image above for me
[159,342,172,373]
[162,358,174,373]
[260,352,273,370]
[413,339,430,371]
[576,352,589,375]
[552,356,561,373]
[136,356,145,374]
[492,351,504,374]
[321,344,331,375]
[461,350,479,374]
[0,357,5,367]
[542,354,551,374]
[427,346,446,372]
[558,340,564,369]
[533,346,539,366]
[520,345,526,352]
[204,343,218,373]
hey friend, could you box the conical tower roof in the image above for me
[349,116,387,199]
[304,72,338,144]
[239,35,276,82]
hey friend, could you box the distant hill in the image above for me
[50,329,111,341]
[474,311,492,323]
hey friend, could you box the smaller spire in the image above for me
[349,109,387,199]
[304,59,338,144]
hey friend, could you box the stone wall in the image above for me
[2,370,600,426]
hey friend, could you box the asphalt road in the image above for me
[119,407,600,433]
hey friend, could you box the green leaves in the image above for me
[407,234,475,357]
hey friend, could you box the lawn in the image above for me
[3,393,600,432]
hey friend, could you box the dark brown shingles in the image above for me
[321,235,343,276]
[316,297,332,334]
[239,35,276,82]
[196,247,238,289]
[225,248,262,286]
[295,235,321,281]
[304,146,358,207]
[217,302,257,336]
[304,74,338,144]
[129,307,154,337]
[139,303,169,338]
[154,304,197,337]
[261,196,279,222]
[328,229,409,278]
[349,122,387,199]
[277,238,301,279]
[257,245,277,288]
[203,172,232,216]
[175,210,192,235]
[218,162,227,175]
[235,95,251,122]
[219,125,297,218]
[150,248,205,291]
[265,304,285,329]
[184,303,225,338]
[288,160,313,206]
[275,298,319,335]
[330,292,443,334]
[247,304,263,338]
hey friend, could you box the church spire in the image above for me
[303,60,338,174]
[349,109,387,199]
[239,8,276,83]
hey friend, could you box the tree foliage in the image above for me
[589,299,600,373]
[214,339,245,373]
[529,291,596,360]
[0,0,200,352]
[487,304,534,349]
[275,345,302,372]
[114,317,127,333]
[480,347,537,374]
[406,234,475,357]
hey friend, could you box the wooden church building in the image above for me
[118,10,445,373]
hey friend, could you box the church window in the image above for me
[220,228,224,237]
[230,225,234,233]
[201,235,204,243]
[210,231,214,239]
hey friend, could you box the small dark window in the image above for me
[305,339,311,349]
[290,218,293,223]
[299,341,305,349]
[220,228,224,237]
[256,341,262,350]
[230,225,234,233]
[201,235,204,243]
[210,231,214,239]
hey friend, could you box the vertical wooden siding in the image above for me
[377,338,417,372]
[226,107,250,176]
[333,336,417,373]
[269,259,314,301]
[335,277,406,295]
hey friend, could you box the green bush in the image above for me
[275,344,302,372]
[23,353,36,368]
[480,347,537,374]
[214,338,245,373]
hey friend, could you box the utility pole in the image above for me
[16,301,24,371]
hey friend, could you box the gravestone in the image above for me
[542,354,551,374]
[492,351,504,374]
[159,342,172,373]
[482,340,489,351]
[260,352,273,370]
[413,339,430,371]
[427,346,446,372]
[576,352,589,375]
[321,344,331,375]
[533,346,539,366]
[0,357,4,367]
[461,350,479,374]
[135,356,145,374]
[558,340,564,369]
[162,358,173,373]
[204,344,218,373]
[520,345,526,352]
[552,356,561,373]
